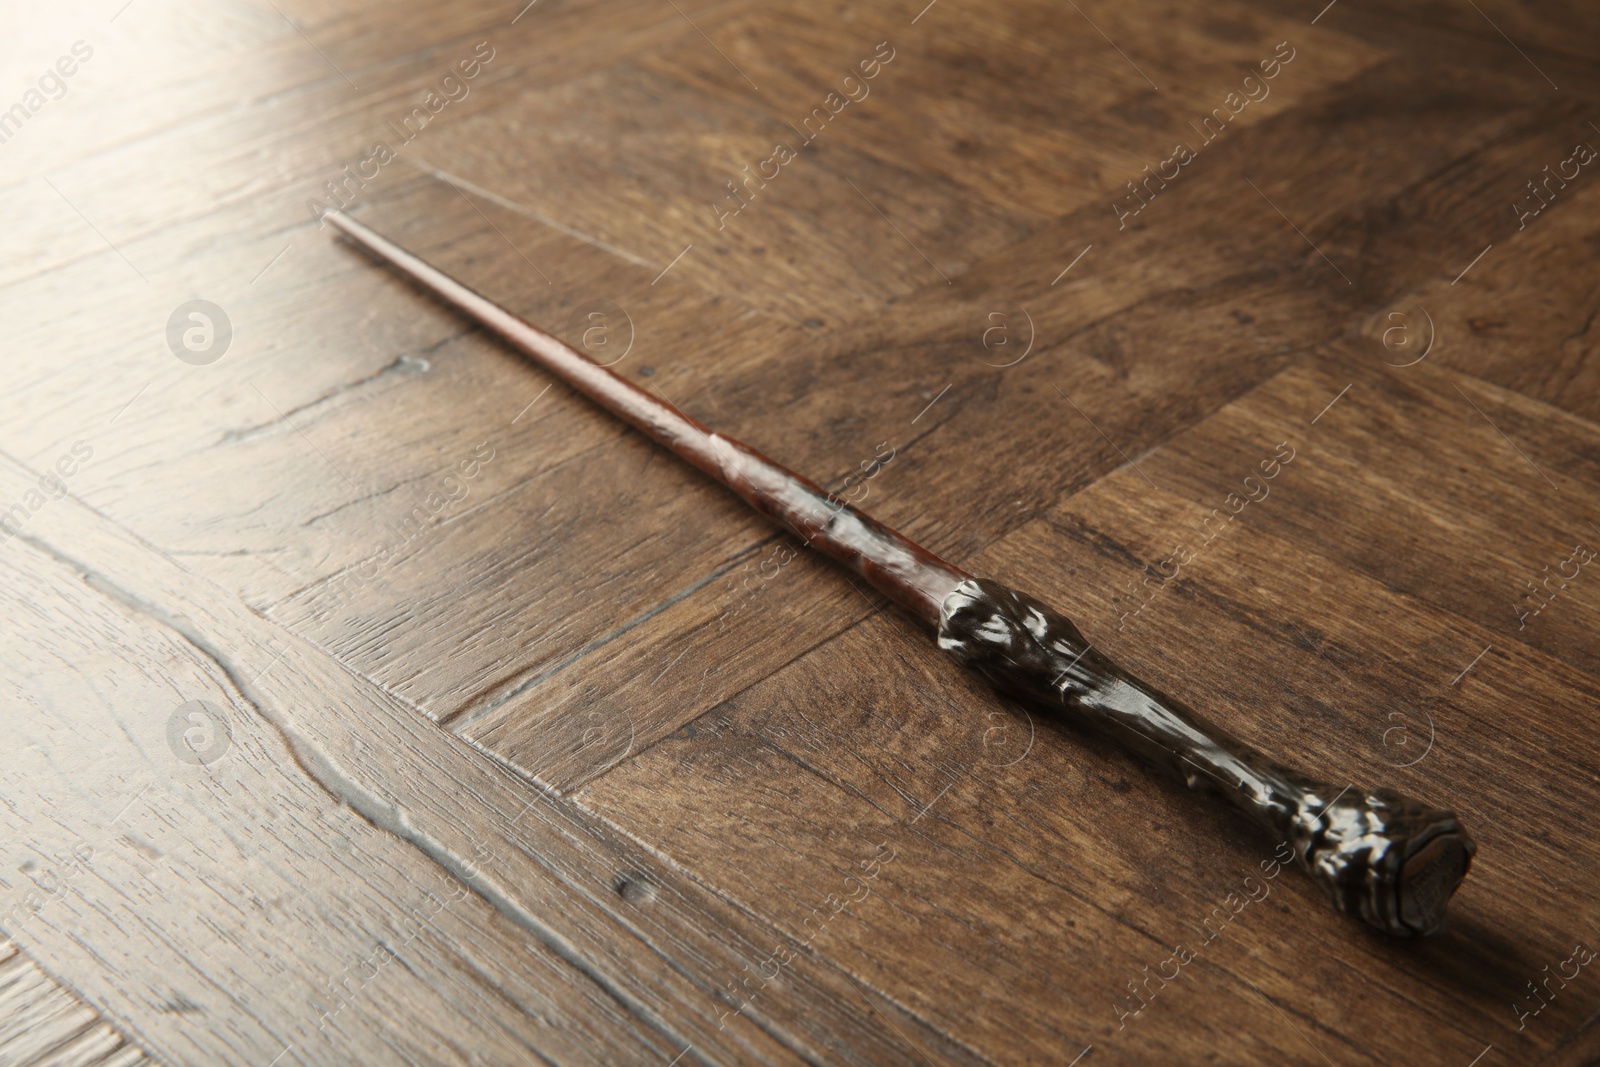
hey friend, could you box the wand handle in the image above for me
[938,579,1475,936]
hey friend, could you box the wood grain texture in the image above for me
[0,449,976,1066]
[0,941,152,1067]
[3,0,1600,1063]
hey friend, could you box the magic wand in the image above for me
[326,209,1474,937]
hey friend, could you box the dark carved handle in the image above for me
[937,578,1474,937]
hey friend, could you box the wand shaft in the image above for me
[325,210,969,629]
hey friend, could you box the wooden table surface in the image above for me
[3,0,1599,1063]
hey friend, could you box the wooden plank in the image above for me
[0,941,152,1067]
[413,60,1034,322]
[0,0,733,290]
[646,0,1381,220]
[1,519,683,1065]
[0,449,979,1066]
[580,358,1600,1065]
[1362,171,1600,423]
[670,49,1571,566]
[1129,353,1600,678]
[1287,0,1600,71]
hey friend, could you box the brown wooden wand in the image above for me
[326,209,1475,937]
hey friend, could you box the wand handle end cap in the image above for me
[1298,790,1475,938]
